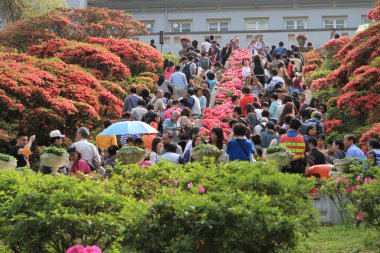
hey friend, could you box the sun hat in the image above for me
[49,130,65,138]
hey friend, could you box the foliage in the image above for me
[0,0,65,24]
[0,161,318,252]
[0,7,148,51]
[41,146,67,156]
[0,153,16,162]
[27,38,131,81]
[163,53,179,65]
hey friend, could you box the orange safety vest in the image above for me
[279,133,306,160]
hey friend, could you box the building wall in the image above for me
[132,5,373,54]
[66,0,88,8]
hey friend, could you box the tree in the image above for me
[0,0,65,24]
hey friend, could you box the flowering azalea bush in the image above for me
[0,7,147,51]
[67,245,102,253]
[367,0,380,20]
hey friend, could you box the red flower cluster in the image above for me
[322,36,351,58]
[302,64,318,74]
[359,123,380,146]
[367,1,380,20]
[324,119,343,135]
[86,37,163,76]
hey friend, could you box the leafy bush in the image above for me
[0,161,318,252]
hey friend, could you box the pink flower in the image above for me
[343,178,349,184]
[336,177,341,183]
[356,175,362,181]
[356,213,364,221]
[173,179,178,185]
[67,245,85,253]
[84,246,102,253]
[199,185,205,194]
[187,182,193,188]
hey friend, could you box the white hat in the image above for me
[49,130,65,138]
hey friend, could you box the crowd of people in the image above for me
[7,34,380,175]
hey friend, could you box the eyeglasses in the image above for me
[20,139,28,141]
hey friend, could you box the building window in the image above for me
[284,18,307,30]
[170,20,192,32]
[141,21,154,33]
[207,20,230,32]
[361,15,373,25]
[323,17,346,29]
[245,18,269,30]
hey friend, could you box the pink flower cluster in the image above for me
[67,245,101,253]
[201,49,252,141]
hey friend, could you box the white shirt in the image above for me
[72,139,101,168]
[242,66,251,78]
[201,41,212,53]
[190,95,201,115]
[267,76,285,89]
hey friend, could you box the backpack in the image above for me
[259,123,266,133]
[200,57,210,70]
[183,63,192,81]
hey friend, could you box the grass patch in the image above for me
[291,225,380,253]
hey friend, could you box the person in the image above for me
[278,118,310,174]
[252,55,266,85]
[231,95,240,107]
[10,133,35,168]
[209,127,224,150]
[307,137,326,166]
[272,41,287,56]
[164,100,183,120]
[270,54,284,71]
[131,99,148,121]
[330,139,346,160]
[251,134,262,150]
[245,104,259,131]
[226,124,255,162]
[291,73,303,95]
[150,137,163,164]
[157,74,172,94]
[259,122,277,148]
[211,40,221,62]
[150,39,157,49]
[72,127,103,173]
[196,88,207,112]
[267,69,285,92]
[183,135,204,163]
[170,65,188,100]
[221,42,232,65]
[305,112,325,135]
[67,146,92,175]
[269,93,280,123]
[148,89,166,115]
[164,61,175,80]
[104,145,118,168]
[238,86,257,117]
[122,87,142,113]
[199,52,211,71]
[318,102,328,122]
[366,151,378,167]
[163,110,181,144]
[242,59,251,84]
[281,115,293,130]
[278,101,295,126]
[201,38,212,53]
[343,134,365,159]
[40,130,67,174]
[292,52,303,72]
[305,125,317,141]
[330,28,337,39]
[254,111,269,134]
[187,88,201,118]
[140,88,152,105]
[157,142,181,164]
[367,139,380,166]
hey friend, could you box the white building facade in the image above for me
[89,0,376,54]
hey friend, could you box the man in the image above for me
[161,131,182,155]
[170,65,188,100]
[157,142,182,164]
[267,69,285,91]
[269,93,280,123]
[187,88,201,118]
[270,54,284,71]
[185,47,198,60]
[148,89,166,115]
[72,127,104,173]
[239,86,258,117]
[331,139,346,160]
[295,115,309,135]
[272,41,287,56]
[10,133,35,167]
[201,38,212,53]
[278,118,310,174]
[131,99,148,121]
[104,145,118,168]
[150,39,156,49]
[292,52,303,72]
[122,87,142,113]
[343,134,365,159]
[254,116,269,135]
[164,100,183,120]
[211,40,222,62]
[307,137,326,165]
[368,139,380,166]
[163,110,181,144]
[260,122,277,148]
[330,28,337,39]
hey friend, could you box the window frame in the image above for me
[207,19,230,32]
[323,17,347,29]
[283,17,308,30]
[169,20,192,33]
[245,18,270,31]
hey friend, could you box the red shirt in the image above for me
[239,94,258,116]
[69,159,92,174]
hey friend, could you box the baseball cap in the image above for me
[49,130,65,138]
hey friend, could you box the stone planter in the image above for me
[0,159,17,170]
[263,151,293,169]
[40,153,69,175]
[116,147,147,165]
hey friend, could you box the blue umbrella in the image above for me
[98,121,158,136]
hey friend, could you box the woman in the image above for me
[221,42,232,66]
[209,127,224,150]
[285,58,295,79]
[178,108,193,148]
[318,102,328,122]
[226,124,255,162]
[241,59,251,85]
[149,137,162,164]
[208,47,217,65]
[251,55,266,85]
[231,95,240,106]
[278,102,296,126]
[305,125,317,141]
[164,61,175,80]
[157,74,172,94]
[245,104,259,131]
[278,62,290,91]
[146,112,160,130]
[140,89,152,105]
[183,135,204,163]
[67,146,92,175]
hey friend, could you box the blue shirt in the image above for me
[346,144,365,159]
[373,149,380,167]
[226,138,255,162]
[169,71,188,88]
[269,101,280,120]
